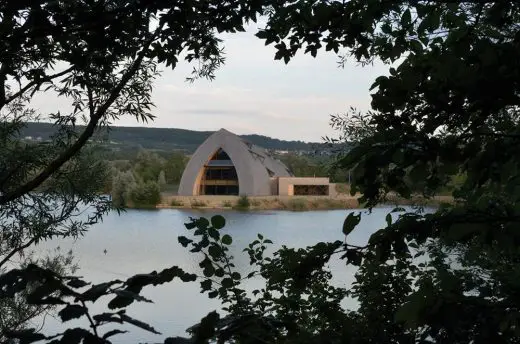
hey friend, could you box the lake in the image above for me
[35,206,411,343]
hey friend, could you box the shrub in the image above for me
[276,198,287,210]
[190,199,207,208]
[111,170,137,207]
[286,198,308,211]
[321,198,340,209]
[309,199,321,209]
[335,183,350,194]
[234,195,250,210]
[129,181,161,208]
[170,199,184,207]
[157,170,167,187]
[222,200,233,208]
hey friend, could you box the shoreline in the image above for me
[152,194,453,211]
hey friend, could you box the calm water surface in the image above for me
[35,207,407,343]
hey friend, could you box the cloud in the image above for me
[178,108,262,117]
[26,24,390,142]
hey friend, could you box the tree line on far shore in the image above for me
[99,146,464,208]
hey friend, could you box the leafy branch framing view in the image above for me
[2,0,520,343]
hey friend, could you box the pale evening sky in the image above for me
[31,23,389,142]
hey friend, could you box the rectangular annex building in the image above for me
[178,129,335,197]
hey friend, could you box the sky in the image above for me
[30,23,389,142]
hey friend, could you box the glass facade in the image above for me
[204,167,238,180]
[203,185,239,195]
[294,185,329,196]
[199,149,239,195]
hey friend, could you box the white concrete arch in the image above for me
[178,129,282,196]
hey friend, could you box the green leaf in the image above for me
[58,305,87,322]
[410,40,423,54]
[401,9,412,26]
[81,281,120,302]
[381,22,392,34]
[211,215,226,229]
[192,311,219,342]
[4,329,46,344]
[342,212,361,236]
[426,10,441,31]
[386,213,392,226]
[200,279,212,291]
[208,228,220,240]
[258,233,264,240]
[103,330,128,340]
[214,268,225,277]
[108,290,152,309]
[185,222,197,230]
[93,313,120,324]
[200,257,212,269]
[222,278,233,288]
[197,217,210,229]
[255,30,269,39]
[208,245,221,259]
[164,336,193,344]
[393,238,409,254]
[203,266,215,278]
[232,272,241,280]
[345,249,362,266]
[59,328,93,344]
[370,75,388,91]
[178,236,193,247]
[222,234,232,245]
[120,313,161,334]
[67,279,89,289]
[395,291,430,327]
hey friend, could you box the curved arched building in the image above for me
[178,129,333,196]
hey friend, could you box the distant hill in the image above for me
[19,122,327,153]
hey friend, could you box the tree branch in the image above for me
[6,303,52,335]
[0,64,7,107]
[87,83,95,117]
[0,18,168,206]
[0,237,38,269]
[2,67,74,108]
[82,300,99,338]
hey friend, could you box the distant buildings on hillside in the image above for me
[270,148,335,157]
[274,149,289,155]
[23,136,43,141]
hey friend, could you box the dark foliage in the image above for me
[1,263,196,343]
[4,0,520,343]
[0,0,275,339]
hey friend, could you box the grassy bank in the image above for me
[158,195,360,211]
[156,193,454,211]
[382,194,455,207]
